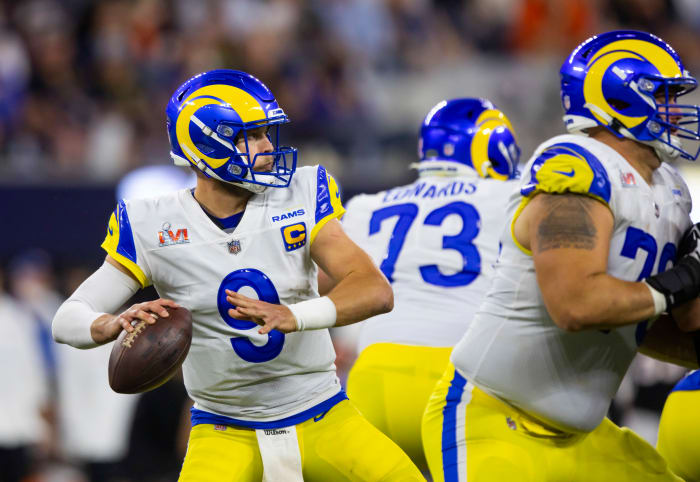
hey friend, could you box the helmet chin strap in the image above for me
[583,103,680,163]
[480,160,492,178]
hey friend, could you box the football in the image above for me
[108,306,193,394]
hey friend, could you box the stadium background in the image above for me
[1,0,699,480]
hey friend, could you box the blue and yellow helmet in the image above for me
[561,30,700,161]
[417,98,520,180]
[166,69,297,192]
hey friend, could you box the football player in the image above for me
[338,98,520,471]
[422,31,700,481]
[52,69,423,481]
[657,370,700,481]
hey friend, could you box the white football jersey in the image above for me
[451,134,692,433]
[342,170,519,351]
[102,166,345,422]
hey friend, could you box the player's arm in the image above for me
[317,268,335,296]
[520,193,700,331]
[309,218,393,325]
[52,255,179,348]
[518,192,660,331]
[639,223,700,365]
[638,313,699,369]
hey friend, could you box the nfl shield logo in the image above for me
[227,239,241,254]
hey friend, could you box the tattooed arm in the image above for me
[513,192,658,331]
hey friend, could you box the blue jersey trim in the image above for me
[442,370,467,482]
[214,211,244,230]
[672,370,700,392]
[190,390,347,429]
[315,165,333,224]
[116,200,138,264]
[190,188,244,230]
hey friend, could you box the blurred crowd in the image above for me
[2,0,700,187]
[0,250,192,482]
[3,0,700,480]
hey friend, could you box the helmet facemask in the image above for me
[637,76,700,161]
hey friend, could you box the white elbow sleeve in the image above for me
[52,262,140,348]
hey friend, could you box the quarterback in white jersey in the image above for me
[423,31,700,482]
[52,70,423,481]
[342,98,521,470]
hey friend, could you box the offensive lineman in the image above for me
[422,31,700,481]
[340,98,520,471]
[52,70,423,481]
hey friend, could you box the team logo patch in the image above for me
[620,171,637,187]
[270,208,305,223]
[227,239,242,255]
[506,417,517,431]
[281,222,306,252]
[158,222,190,246]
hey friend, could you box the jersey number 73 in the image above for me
[369,201,481,288]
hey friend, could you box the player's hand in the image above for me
[91,298,180,344]
[646,223,700,312]
[678,223,700,261]
[225,289,298,334]
[114,299,179,333]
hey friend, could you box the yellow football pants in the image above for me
[346,343,452,472]
[422,364,682,482]
[657,383,700,481]
[179,399,425,481]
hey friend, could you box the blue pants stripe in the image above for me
[441,370,467,482]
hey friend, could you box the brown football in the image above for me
[108,306,193,394]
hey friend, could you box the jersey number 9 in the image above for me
[217,269,285,363]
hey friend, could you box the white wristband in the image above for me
[287,296,337,331]
[644,282,668,316]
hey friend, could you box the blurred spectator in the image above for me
[0,17,30,156]
[0,266,52,482]
[8,250,61,387]
[54,265,140,482]
[606,0,675,33]
[509,0,602,55]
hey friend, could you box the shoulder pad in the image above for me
[521,141,611,205]
[101,200,149,288]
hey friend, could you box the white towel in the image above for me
[256,426,304,481]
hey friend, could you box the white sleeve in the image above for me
[52,262,140,349]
